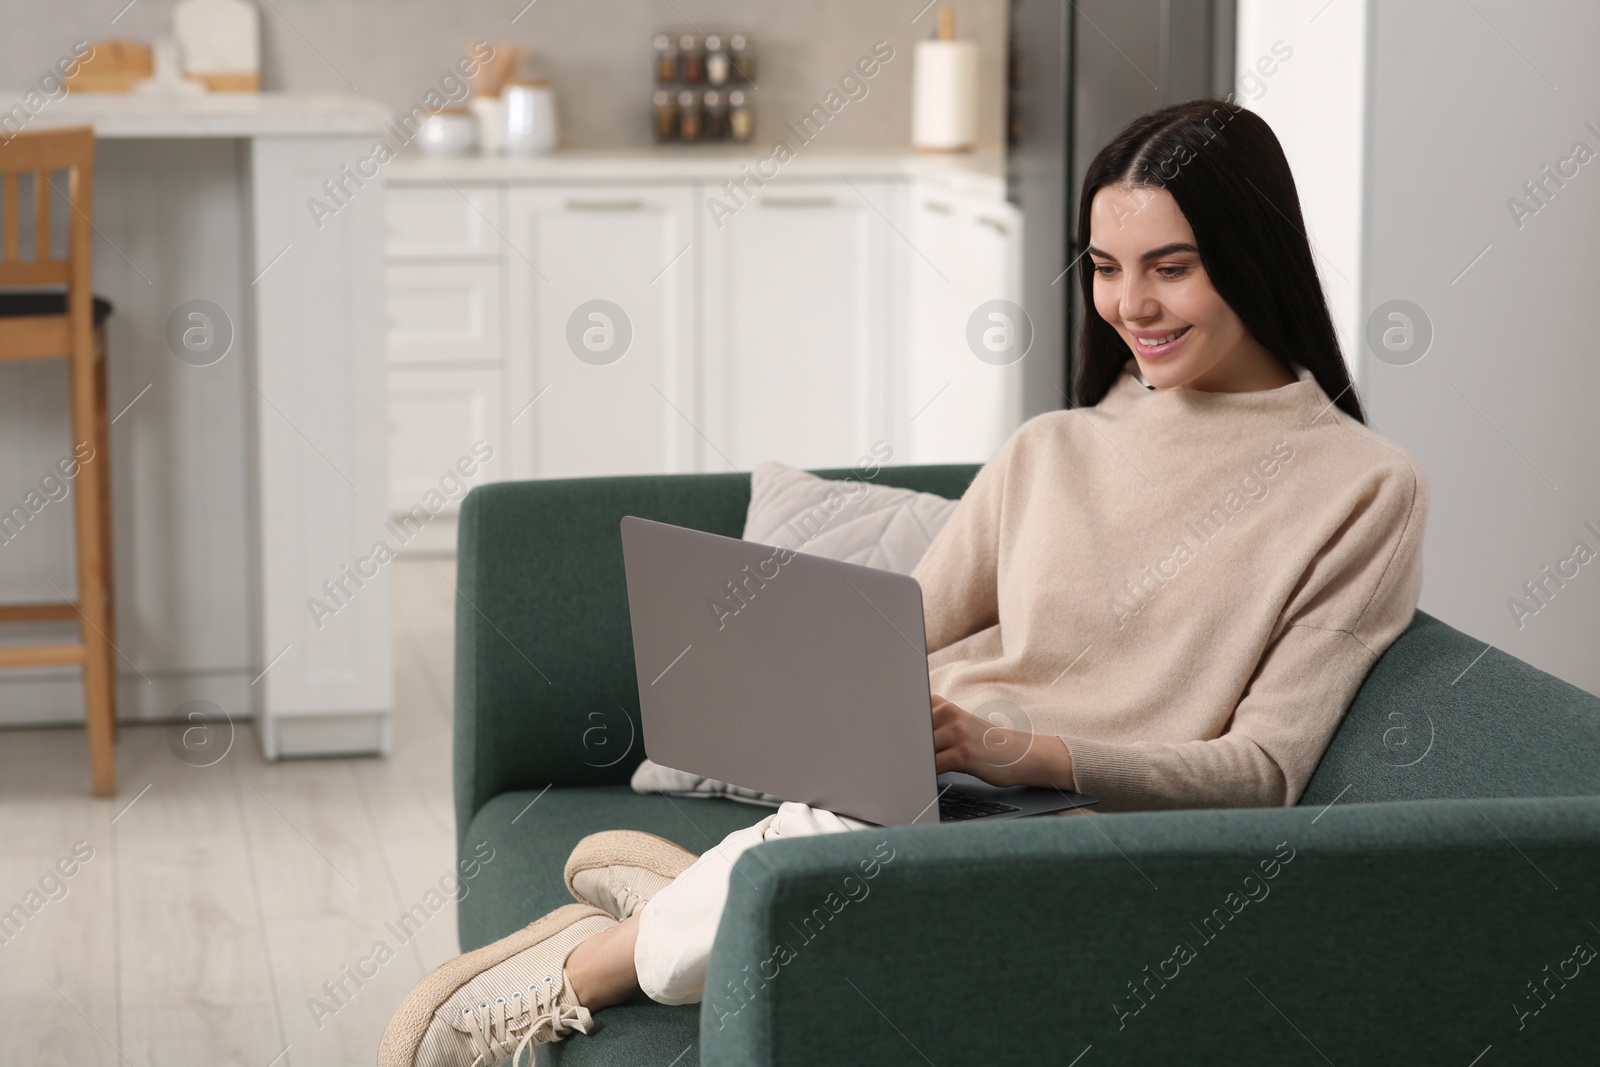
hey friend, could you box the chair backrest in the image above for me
[0,125,95,301]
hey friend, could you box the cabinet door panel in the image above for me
[387,185,501,258]
[505,186,697,480]
[386,263,502,365]
[703,181,891,471]
[387,369,505,517]
[906,188,1025,465]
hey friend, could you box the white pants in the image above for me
[633,801,874,1005]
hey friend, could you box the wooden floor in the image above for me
[0,558,463,1067]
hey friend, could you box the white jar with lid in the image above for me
[504,80,558,156]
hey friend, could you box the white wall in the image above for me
[1361,0,1600,697]
[1238,0,1600,697]
[0,0,1009,151]
[1235,0,1368,387]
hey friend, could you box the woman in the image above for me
[380,97,1428,1066]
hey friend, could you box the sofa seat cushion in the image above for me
[459,785,770,1066]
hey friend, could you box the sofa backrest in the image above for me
[1302,610,1600,805]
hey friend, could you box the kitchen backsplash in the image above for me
[0,0,1006,150]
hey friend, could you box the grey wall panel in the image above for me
[1364,0,1600,695]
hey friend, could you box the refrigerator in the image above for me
[1007,0,1236,417]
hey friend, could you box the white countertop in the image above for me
[8,92,389,138]
[388,147,1009,200]
[3,91,1008,198]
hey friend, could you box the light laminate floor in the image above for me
[0,559,462,1067]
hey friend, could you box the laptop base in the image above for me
[935,771,1098,823]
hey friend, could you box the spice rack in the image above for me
[651,32,756,144]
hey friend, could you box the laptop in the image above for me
[618,515,1099,826]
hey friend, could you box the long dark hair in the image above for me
[1073,98,1364,423]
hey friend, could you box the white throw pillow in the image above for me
[630,461,962,804]
[741,459,961,574]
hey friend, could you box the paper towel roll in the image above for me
[912,38,978,151]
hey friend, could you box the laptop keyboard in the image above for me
[938,789,1022,821]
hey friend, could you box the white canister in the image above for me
[504,81,558,157]
[470,95,507,155]
[416,110,480,157]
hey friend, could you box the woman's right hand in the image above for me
[931,692,1077,792]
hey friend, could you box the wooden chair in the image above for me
[0,126,117,795]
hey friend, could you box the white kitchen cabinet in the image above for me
[905,186,1026,464]
[504,185,698,480]
[386,263,503,365]
[382,157,1023,527]
[386,184,503,258]
[384,185,508,554]
[701,180,894,471]
[388,369,507,517]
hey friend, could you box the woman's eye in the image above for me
[1157,265,1189,279]
[1092,264,1116,277]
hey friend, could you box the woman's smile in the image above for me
[1129,324,1193,359]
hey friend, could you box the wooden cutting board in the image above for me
[175,0,262,93]
[64,40,154,93]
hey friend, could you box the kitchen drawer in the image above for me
[388,369,506,518]
[386,185,502,258]
[386,263,503,365]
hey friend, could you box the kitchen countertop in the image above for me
[388,146,1009,200]
[7,91,389,138]
[4,90,1007,198]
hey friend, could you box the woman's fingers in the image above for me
[930,703,970,775]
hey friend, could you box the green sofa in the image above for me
[453,464,1600,1066]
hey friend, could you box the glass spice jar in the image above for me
[651,89,676,143]
[678,33,704,85]
[727,89,753,143]
[702,89,727,141]
[653,34,677,85]
[704,34,730,87]
[676,88,702,142]
[729,33,754,84]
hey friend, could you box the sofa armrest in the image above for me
[702,796,1600,1065]
[452,464,982,850]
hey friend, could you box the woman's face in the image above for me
[1088,183,1276,391]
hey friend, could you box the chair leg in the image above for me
[94,327,118,743]
[72,327,115,796]
[82,628,116,796]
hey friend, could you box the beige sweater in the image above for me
[911,358,1428,811]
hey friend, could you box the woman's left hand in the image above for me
[930,692,1036,788]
